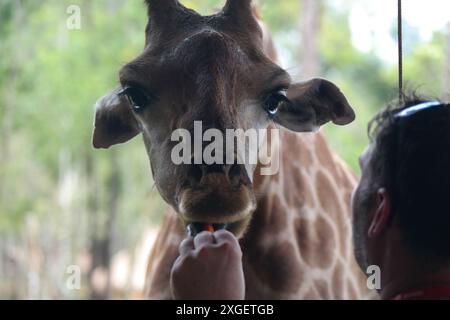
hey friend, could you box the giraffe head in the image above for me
[92,0,355,237]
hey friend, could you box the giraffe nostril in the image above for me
[228,164,245,186]
[204,163,225,175]
[186,156,246,187]
[229,164,242,178]
[187,163,228,186]
[187,164,204,185]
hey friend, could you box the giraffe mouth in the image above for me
[186,222,231,236]
[176,178,256,236]
[176,171,256,237]
[184,219,249,237]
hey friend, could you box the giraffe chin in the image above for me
[177,186,256,238]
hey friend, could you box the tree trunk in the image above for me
[86,149,121,300]
[105,149,121,298]
[85,150,102,299]
[300,0,322,79]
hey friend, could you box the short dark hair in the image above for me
[368,94,450,259]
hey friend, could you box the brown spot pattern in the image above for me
[248,242,303,293]
[315,135,336,171]
[295,216,335,269]
[316,170,340,217]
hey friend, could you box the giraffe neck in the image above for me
[240,129,368,299]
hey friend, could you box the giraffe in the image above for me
[145,131,369,299]
[92,0,373,299]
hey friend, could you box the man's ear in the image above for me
[272,78,355,132]
[368,188,392,238]
[92,87,140,149]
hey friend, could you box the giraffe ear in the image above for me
[272,79,355,132]
[92,87,140,149]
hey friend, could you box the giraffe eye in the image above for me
[264,89,288,116]
[119,86,152,113]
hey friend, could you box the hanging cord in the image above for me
[398,0,403,102]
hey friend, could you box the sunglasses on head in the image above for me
[395,101,442,118]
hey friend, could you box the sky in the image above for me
[346,0,450,63]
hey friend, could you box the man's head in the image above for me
[352,96,450,272]
[92,0,355,237]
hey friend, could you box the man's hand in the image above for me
[170,229,245,300]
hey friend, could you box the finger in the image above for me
[214,229,240,246]
[179,237,194,256]
[193,231,215,250]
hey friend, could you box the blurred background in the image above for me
[0,0,448,299]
